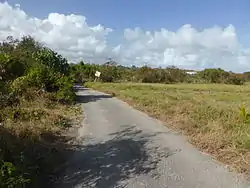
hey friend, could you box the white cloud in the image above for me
[117,24,250,71]
[0,2,112,63]
[0,2,250,72]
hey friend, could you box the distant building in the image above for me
[186,71,197,75]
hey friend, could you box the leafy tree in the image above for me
[35,48,69,75]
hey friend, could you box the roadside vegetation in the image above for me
[69,59,248,85]
[0,36,80,187]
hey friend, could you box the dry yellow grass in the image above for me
[2,92,79,138]
[86,82,250,177]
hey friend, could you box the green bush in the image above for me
[0,53,26,82]
[10,76,29,96]
[55,76,76,104]
[0,160,29,188]
[0,84,19,112]
[226,75,245,85]
[99,65,120,82]
[35,48,69,75]
[198,68,229,83]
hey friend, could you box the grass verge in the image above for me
[86,82,250,177]
[0,90,81,187]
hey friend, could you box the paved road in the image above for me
[58,87,249,188]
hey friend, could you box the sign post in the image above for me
[94,71,101,82]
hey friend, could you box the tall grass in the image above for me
[0,90,81,187]
[86,82,250,177]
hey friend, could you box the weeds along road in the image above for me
[57,86,249,188]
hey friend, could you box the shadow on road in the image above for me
[74,85,113,104]
[73,85,88,92]
[52,125,175,188]
[76,93,112,104]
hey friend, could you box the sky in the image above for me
[1,0,250,72]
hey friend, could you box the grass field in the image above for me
[86,82,250,177]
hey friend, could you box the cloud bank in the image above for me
[0,2,249,72]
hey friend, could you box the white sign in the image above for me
[95,71,101,78]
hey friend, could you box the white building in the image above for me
[186,71,197,75]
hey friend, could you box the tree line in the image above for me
[70,61,248,85]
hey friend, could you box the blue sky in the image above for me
[2,0,250,71]
[6,0,250,31]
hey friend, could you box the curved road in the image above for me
[58,87,249,188]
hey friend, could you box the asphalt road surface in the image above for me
[57,86,249,188]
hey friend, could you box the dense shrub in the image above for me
[100,65,121,82]
[198,68,229,83]
[70,62,99,83]
[25,66,59,92]
[55,76,76,103]
[35,48,69,75]
[226,75,245,85]
[0,53,26,82]
[0,160,29,188]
